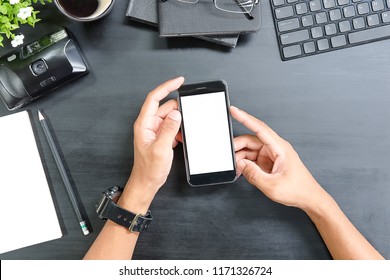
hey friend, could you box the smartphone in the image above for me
[178,80,236,186]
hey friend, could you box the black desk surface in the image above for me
[1,2,389,260]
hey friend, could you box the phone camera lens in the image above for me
[30,59,47,76]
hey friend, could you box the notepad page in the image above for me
[0,111,62,254]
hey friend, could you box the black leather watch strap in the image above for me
[103,199,152,232]
[96,186,153,232]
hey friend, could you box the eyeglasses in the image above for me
[166,0,258,16]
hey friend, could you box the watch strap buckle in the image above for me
[129,213,142,232]
[128,210,152,232]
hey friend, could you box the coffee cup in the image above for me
[54,0,115,22]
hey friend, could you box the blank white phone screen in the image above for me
[180,91,234,175]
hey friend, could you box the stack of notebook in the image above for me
[126,0,261,48]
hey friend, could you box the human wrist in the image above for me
[301,184,335,219]
[117,175,159,214]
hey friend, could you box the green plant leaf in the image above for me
[0,15,9,23]
[0,5,7,15]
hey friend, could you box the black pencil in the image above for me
[38,110,89,235]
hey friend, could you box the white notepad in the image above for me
[0,111,62,254]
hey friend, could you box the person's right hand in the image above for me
[231,106,326,211]
[231,106,385,260]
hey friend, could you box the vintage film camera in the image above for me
[0,27,88,110]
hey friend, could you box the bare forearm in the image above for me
[84,176,155,260]
[304,187,384,260]
[83,220,140,260]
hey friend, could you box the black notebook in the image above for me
[126,0,239,48]
[158,0,261,37]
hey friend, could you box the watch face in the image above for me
[96,186,124,219]
[96,194,109,219]
[108,186,123,201]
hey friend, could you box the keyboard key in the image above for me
[339,20,352,32]
[316,12,328,24]
[302,15,314,27]
[311,26,323,38]
[275,6,294,19]
[382,11,390,23]
[387,0,390,8]
[343,6,356,18]
[329,9,342,21]
[337,0,349,5]
[296,3,308,15]
[287,0,299,3]
[367,14,380,26]
[331,35,347,47]
[317,39,330,50]
[303,42,316,53]
[278,18,300,32]
[372,0,385,11]
[348,24,390,43]
[357,3,370,15]
[283,45,302,58]
[273,0,285,6]
[352,0,362,2]
[353,17,366,29]
[325,23,337,35]
[323,0,336,8]
[280,30,310,45]
[309,0,322,11]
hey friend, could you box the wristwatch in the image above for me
[96,186,152,232]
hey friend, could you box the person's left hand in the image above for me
[119,77,184,213]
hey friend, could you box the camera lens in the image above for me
[31,59,48,76]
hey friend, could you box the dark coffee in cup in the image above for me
[57,0,99,18]
[54,0,115,22]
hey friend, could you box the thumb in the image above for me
[237,159,269,190]
[156,110,182,147]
